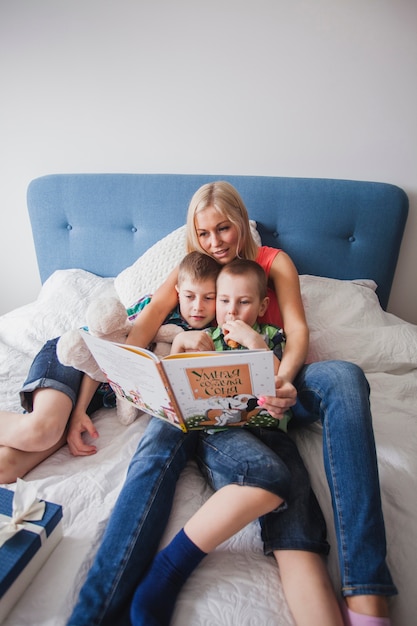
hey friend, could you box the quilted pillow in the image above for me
[114,221,262,308]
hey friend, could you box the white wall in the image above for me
[1,0,416,322]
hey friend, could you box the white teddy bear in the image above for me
[57,296,183,425]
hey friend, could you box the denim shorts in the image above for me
[196,428,292,504]
[253,427,330,555]
[19,337,111,415]
[196,427,329,555]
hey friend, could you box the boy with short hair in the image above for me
[131,259,343,626]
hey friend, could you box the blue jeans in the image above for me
[68,360,396,626]
[68,418,198,626]
[68,420,325,626]
[196,428,292,499]
[69,418,316,626]
[290,360,397,598]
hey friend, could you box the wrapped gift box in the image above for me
[0,482,63,623]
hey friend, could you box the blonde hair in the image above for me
[186,181,259,260]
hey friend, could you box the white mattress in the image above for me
[1,269,416,626]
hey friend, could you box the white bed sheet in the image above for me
[1,270,416,626]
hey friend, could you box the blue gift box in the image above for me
[0,485,63,622]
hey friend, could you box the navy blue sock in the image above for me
[130,528,207,626]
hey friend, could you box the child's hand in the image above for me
[171,330,215,354]
[222,320,266,351]
[67,410,99,456]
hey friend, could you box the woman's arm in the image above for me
[269,250,309,383]
[261,251,308,418]
[126,266,180,348]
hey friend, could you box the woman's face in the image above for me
[194,206,240,265]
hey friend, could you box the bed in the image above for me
[1,173,415,626]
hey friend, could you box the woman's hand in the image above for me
[67,409,99,456]
[260,377,297,419]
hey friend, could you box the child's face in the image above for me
[215,272,268,327]
[194,206,240,265]
[176,277,217,329]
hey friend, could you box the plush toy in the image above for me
[57,296,183,425]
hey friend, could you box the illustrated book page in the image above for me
[81,331,278,431]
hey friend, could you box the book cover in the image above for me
[81,331,279,431]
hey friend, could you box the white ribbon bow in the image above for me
[0,478,46,548]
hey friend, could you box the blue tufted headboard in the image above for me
[27,173,409,310]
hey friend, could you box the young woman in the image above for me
[68,181,395,626]
[121,181,395,625]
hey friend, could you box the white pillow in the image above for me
[299,275,380,333]
[114,221,262,308]
[299,275,417,373]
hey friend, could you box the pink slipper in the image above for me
[341,603,391,626]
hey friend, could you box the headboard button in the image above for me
[66,224,72,231]
[273,231,279,238]
[131,227,138,233]
[348,235,356,243]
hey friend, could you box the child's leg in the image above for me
[130,429,290,625]
[0,337,93,482]
[0,386,73,483]
[0,388,72,451]
[1,337,83,453]
[131,428,291,626]
[274,550,344,626]
[252,428,344,625]
[0,433,67,483]
[185,483,282,551]
[131,484,282,626]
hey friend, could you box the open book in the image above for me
[81,331,283,432]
